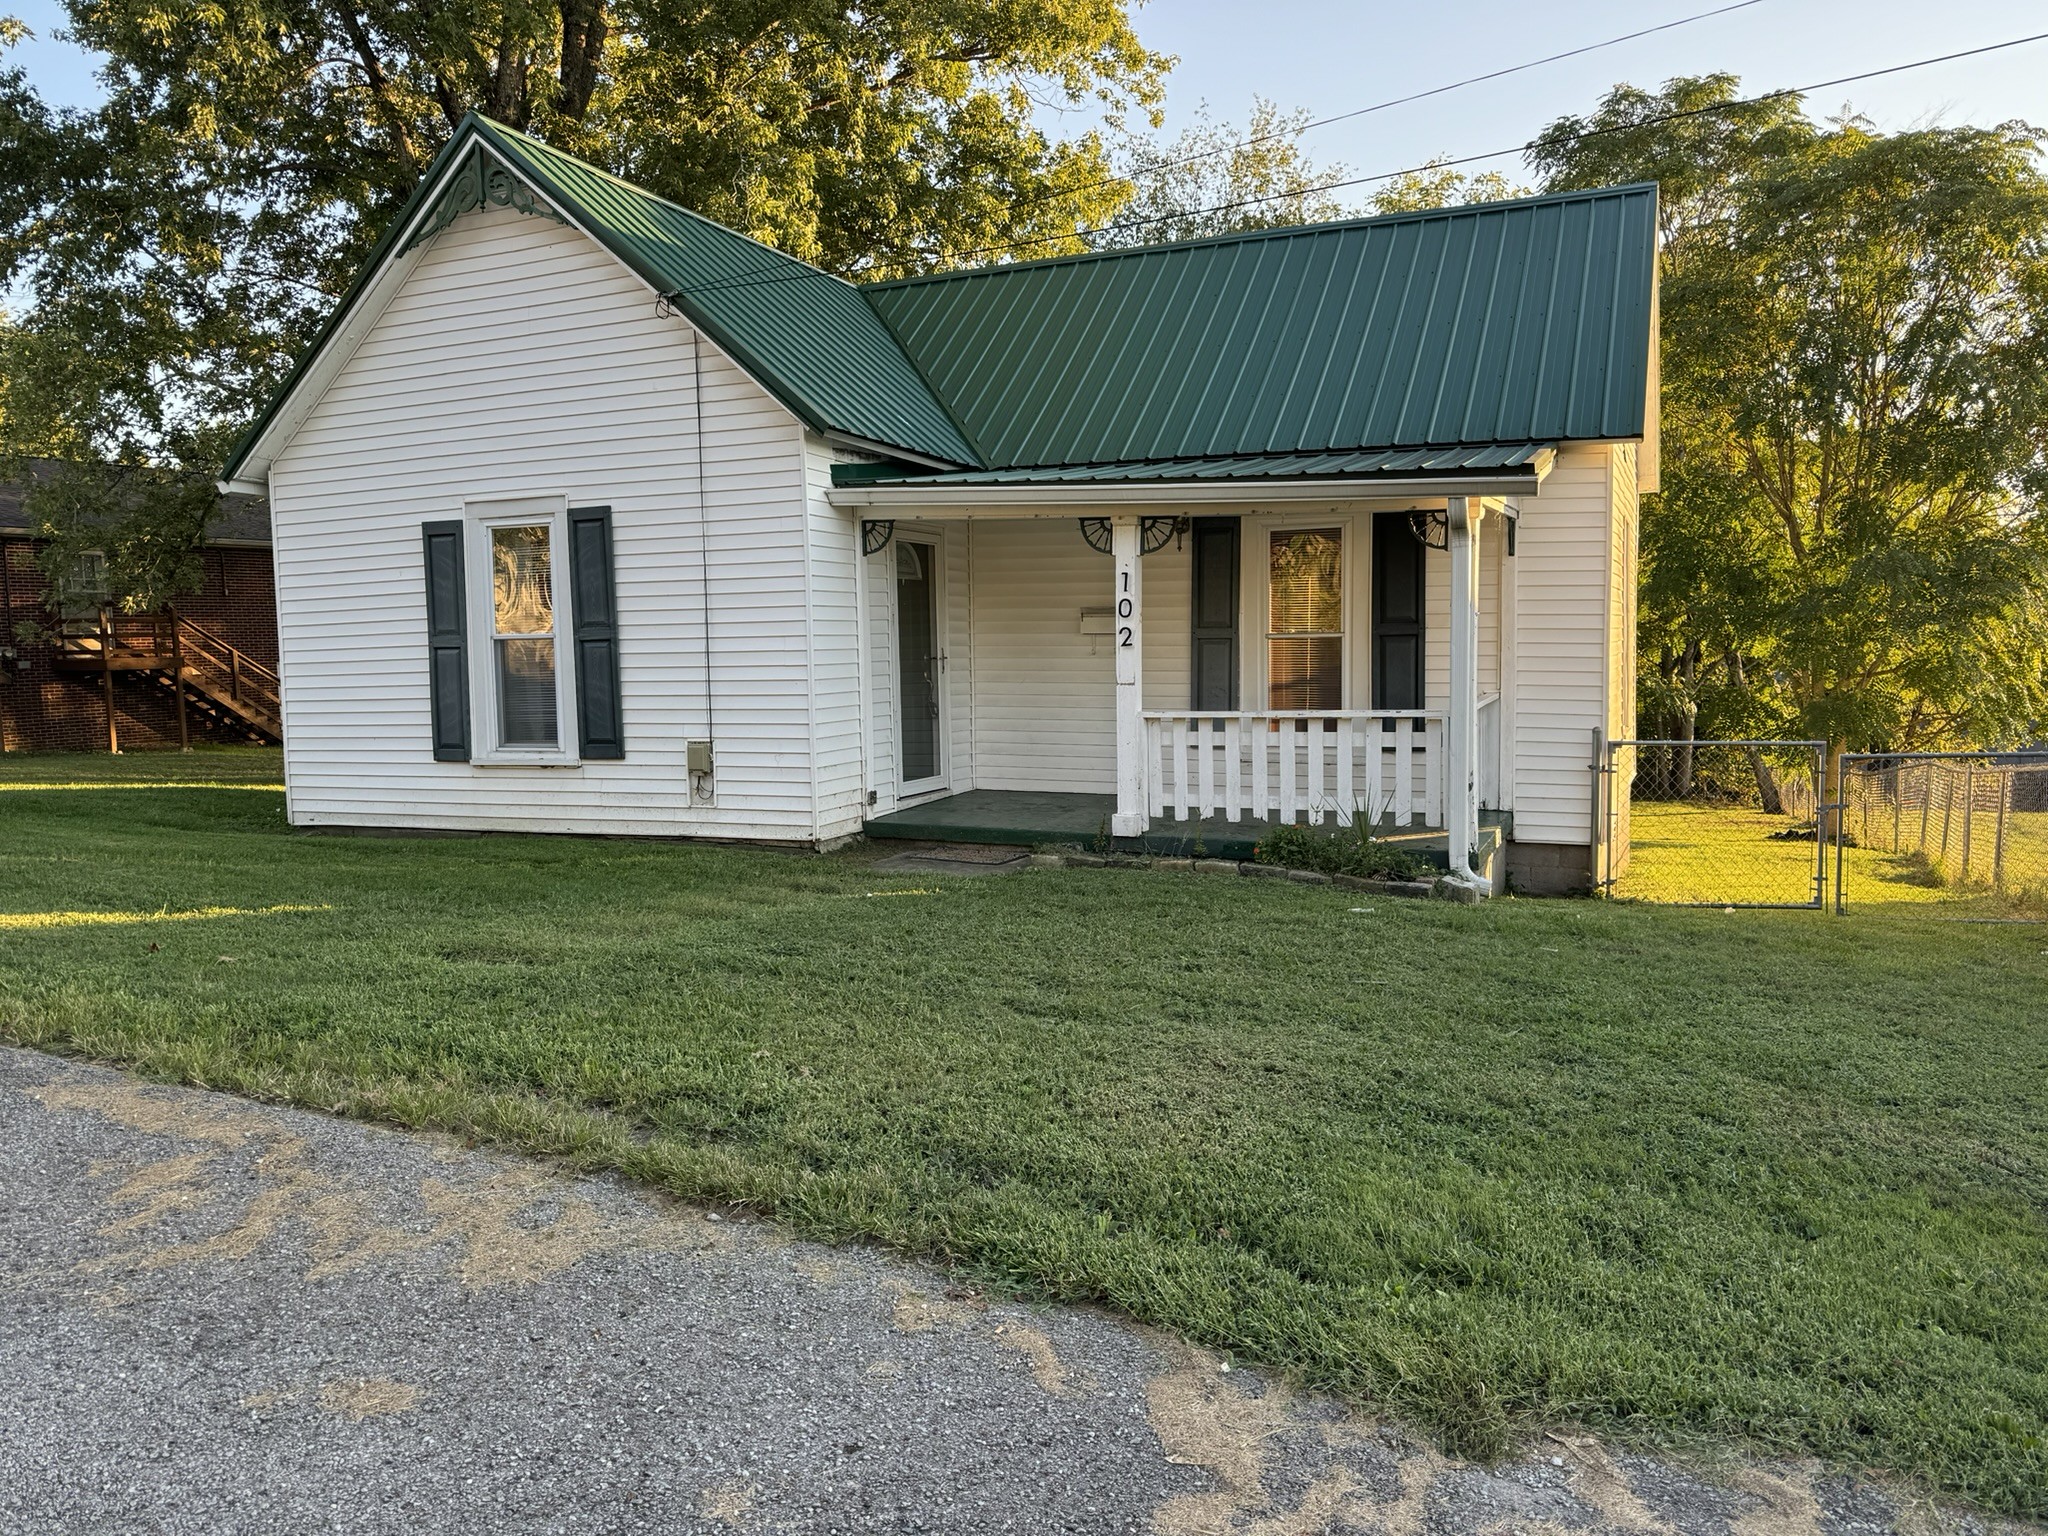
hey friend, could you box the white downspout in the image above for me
[1445,496,1490,895]
[1110,515,1148,838]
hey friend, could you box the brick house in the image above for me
[0,465,281,752]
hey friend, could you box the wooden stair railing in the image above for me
[170,615,281,736]
[52,609,281,743]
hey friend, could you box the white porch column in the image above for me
[1111,515,1147,837]
[1445,496,1483,885]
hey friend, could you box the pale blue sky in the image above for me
[8,0,2045,190]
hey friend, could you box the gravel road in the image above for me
[0,1046,2019,1536]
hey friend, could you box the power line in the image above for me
[666,28,2048,301]
[1004,0,1770,218]
[943,29,2048,262]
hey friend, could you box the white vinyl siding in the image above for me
[963,519,1188,794]
[268,206,816,838]
[1606,442,1640,852]
[1510,443,1627,846]
[803,435,867,842]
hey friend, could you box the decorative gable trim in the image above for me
[400,143,568,256]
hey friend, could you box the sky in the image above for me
[7,0,2046,194]
[1125,0,2048,192]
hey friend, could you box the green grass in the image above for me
[1620,800,2048,914]
[3,750,2047,1511]
[1616,802,1830,906]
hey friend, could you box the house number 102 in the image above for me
[1118,570,1134,647]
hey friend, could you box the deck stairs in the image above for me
[53,612,282,743]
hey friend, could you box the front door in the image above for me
[895,538,945,792]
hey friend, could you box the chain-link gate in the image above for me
[1835,752,2048,918]
[1597,739,1827,908]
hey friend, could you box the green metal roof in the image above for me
[830,443,1551,489]
[863,185,1657,469]
[469,122,980,466]
[227,122,1655,488]
[222,117,979,482]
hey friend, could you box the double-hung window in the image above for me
[1267,528,1344,712]
[421,498,624,766]
[489,523,560,748]
[466,502,574,761]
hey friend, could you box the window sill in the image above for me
[472,751,583,769]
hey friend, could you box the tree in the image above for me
[0,0,1167,605]
[1092,98,1359,248]
[1533,79,2048,798]
[1369,159,1526,215]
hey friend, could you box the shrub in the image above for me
[1254,820,1435,882]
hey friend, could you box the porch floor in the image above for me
[865,789,1508,866]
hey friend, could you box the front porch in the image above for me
[865,787,1509,869]
[848,496,1515,891]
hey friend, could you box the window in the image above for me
[1267,528,1343,711]
[58,552,109,622]
[425,500,623,766]
[490,524,559,746]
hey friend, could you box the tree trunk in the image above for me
[1747,745,1785,815]
[557,0,608,118]
[1673,640,1699,796]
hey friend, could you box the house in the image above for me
[221,116,1655,895]
[0,465,280,752]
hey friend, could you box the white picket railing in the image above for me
[1143,711,1446,828]
[1477,692,1502,810]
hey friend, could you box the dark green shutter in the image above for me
[1189,517,1239,710]
[1372,513,1426,710]
[421,520,471,761]
[568,505,624,760]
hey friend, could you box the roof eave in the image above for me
[828,466,1548,513]
[221,118,493,490]
[223,116,979,492]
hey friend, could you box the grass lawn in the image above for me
[4,749,2047,1512]
[1615,803,1828,907]
[1620,800,2048,914]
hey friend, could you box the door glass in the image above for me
[896,542,940,782]
[1268,528,1342,711]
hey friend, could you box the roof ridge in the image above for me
[471,116,861,294]
[860,182,1659,292]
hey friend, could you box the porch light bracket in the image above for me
[1408,510,1449,551]
[1079,516,1184,556]
[861,519,896,556]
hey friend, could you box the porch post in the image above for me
[1111,515,1147,837]
[1445,497,1481,884]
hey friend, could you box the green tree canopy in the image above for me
[0,0,1166,600]
[1090,97,1359,248]
[1534,77,2048,759]
[1368,159,1526,215]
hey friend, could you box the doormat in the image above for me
[902,844,1026,864]
[869,845,1029,876]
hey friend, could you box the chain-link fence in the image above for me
[1835,752,2048,916]
[1600,740,1827,908]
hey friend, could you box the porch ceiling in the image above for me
[828,444,1552,510]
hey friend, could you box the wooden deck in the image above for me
[865,788,1505,866]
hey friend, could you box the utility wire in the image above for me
[943,28,2048,261]
[663,27,2048,300]
[1003,0,1770,217]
